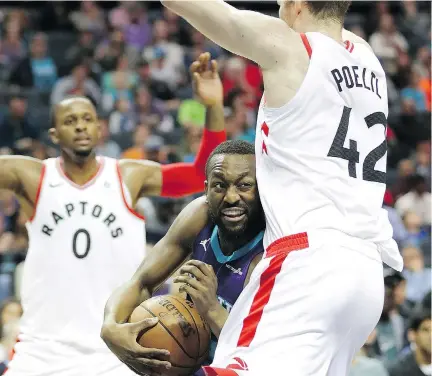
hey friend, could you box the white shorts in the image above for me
[5,336,136,376]
[203,231,385,376]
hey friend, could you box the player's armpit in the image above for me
[244,253,263,288]
[161,0,292,69]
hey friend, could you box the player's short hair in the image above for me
[306,1,351,23]
[205,140,255,177]
[409,307,431,331]
[50,95,96,128]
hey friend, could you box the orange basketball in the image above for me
[129,295,211,375]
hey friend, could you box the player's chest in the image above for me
[36,187,134,240]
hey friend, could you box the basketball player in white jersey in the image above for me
[0,53,226,376]
[153,2,404,376]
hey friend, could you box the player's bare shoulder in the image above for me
[0,156,44,202]
[168,196,210,246]
[118,159,162,203]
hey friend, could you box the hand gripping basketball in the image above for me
[101,317,171,375]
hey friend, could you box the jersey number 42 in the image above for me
[328,106,387,184]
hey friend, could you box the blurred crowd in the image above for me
[0,1,430,375]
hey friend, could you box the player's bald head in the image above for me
[51,96,96,128]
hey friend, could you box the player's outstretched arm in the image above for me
[101,197,209,372]
[0,156,43,213]
[161,0,291,69]
[119,53,226,204]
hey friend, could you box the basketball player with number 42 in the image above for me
[160,1,404,376]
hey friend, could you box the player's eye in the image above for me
[213,182,224,190]
[238,183,252,190]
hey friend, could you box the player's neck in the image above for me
[60,152,100,186]
[218,227,262,257]
[296,17,343,43]
[415,346,431,366]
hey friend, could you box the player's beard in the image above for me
[73,148,94,158]
[208,203,265,240]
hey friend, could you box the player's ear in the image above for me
[407,329,416,344]
[204,180,209,203]
[296,0,304,16]
[48,128,59,145]
[96,119,102,138]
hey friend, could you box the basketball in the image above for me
[129,295,211,375]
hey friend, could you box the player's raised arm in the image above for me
[101,197,208,373]
[161,0,291,69]
[0,156,43,210]
[119,52,226,204]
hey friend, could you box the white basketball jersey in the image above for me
[256,32,402,270]
[20,157,146,351]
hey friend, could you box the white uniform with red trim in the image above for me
[205,33,403,376]
[7,157,145,376]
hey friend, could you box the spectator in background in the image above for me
[9,33,57,91]
[148,47,183,92]
[392,159,415,199]
[401,71,427,112]
[0,96,39,155]
[108,97,135,135]
[369,14,408,75]
[162,8,192,46]
[402,211,429,250]
[222,56,262,109]
[95,29,126,72]
[144,134,169,164]
[0,17,26,67]
[0,192,20,254]
[136,58,175,101]
[65,29,96,63]
[395,175,431,226]
[143,19,184,88]
[50,58,101,106]
[383,190,409,247]
[389,308,431,376]
[375,282,405,367]
[133,85,170,132]
[123,3,152,52]
[415,141,431,184]
[95,117,121,159]
[109,1,134,29]
[350,329,389,376]
[121,124,150,160]
[69,0,106,38]
[402,246,431,304]
[101,54,138,112]
[182,127,202,162]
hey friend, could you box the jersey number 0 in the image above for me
[72,229,91,259]
[328,106,387,184]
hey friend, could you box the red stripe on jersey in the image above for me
[29,164,46,222]
[300,33,312,58]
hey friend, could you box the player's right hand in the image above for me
[101,318,171,375]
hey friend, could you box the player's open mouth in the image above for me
[221,208,246,222]
[75,137,91,145]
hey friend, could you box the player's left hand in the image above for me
[190,52,223,107]
[174,260,219,317]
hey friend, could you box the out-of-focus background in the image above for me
[0,2,430,375]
